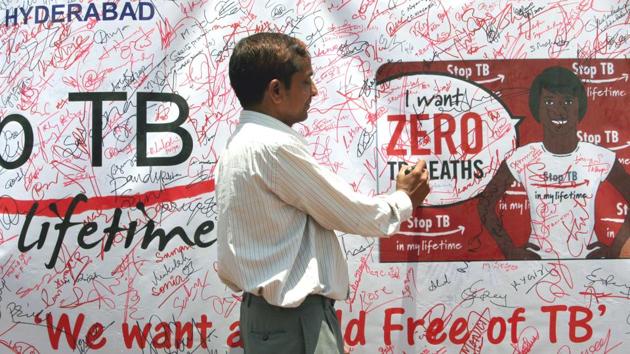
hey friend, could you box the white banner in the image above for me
[1,1,629,353]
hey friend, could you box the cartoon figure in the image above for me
[478,66,630,259]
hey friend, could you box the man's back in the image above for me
[216,111,350,308]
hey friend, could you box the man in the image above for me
[216,32,430,354]
[478,66,630,260]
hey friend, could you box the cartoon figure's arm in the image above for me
[587,160,630,258]
[477,161,541,260]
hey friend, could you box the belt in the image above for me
[243,292,335,309]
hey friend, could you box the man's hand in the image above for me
[396,160,430,208]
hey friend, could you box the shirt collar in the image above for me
[239,110,308,145]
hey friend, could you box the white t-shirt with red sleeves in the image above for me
[506,142,616,259]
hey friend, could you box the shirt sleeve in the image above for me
[268,143,413,237]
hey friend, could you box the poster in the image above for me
[0,0,629,353]
[377,59,630,262]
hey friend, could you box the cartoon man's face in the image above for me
[538,88,580,137]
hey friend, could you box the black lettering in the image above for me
[141,222,195,250]
[77,222,98,248]
[194,220,215,247]
[461,159,473,179]
[46,194,87,269]
[18,193,216,268]
[18,203,48,251]
[440,160,453,179]
[102,208,125,252]
[68,92,127,166]
[0,114,33,169]
[137,92,192,166]
[124,220,138,248]
[474,159,484,178]
[429,160,439,179]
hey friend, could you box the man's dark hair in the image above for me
[229,32,308,108]
[529,66,588,122]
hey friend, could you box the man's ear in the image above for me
[267,79,284,104]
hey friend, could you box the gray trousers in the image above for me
[240,293,344,354]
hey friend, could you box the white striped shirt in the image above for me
[216,110,412,307]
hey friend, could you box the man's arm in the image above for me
[477,161,540,260]
[268,143,428,237]
[587,160,630,258]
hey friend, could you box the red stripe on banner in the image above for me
[0,179,215,217]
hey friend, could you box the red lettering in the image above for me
[387,113,484,156]
[541,305,567,343]
[175,321,193,348]
[226,321,242,348]
[86,322,106,349]
[122,322,151,349]
[434,113,456,154]
[45,313,85,350]
[461,112,483,154]
[387,115,407,156]
[487,317,506,344]
[383,307,405,345]
[195,314,212,348]
[449,317,469,345]
[426,318,447,344]
[569,306,593,343]
[152,323,171,349]
[508,307,526,343]
[344,311,366,346]
[410,114,431,155]
[119,318,211,349]
[406,317,425,345]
